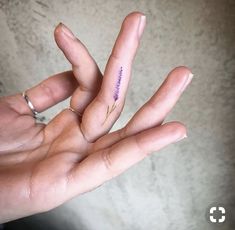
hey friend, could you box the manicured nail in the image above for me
[138,15,146,38]
[175,133,188,142]
[180,72,194,92]
[59,23,75,40]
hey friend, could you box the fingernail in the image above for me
[180,72,194,92]
[59,23,75,40]
[138,15,146,38]
[175,133,188,142]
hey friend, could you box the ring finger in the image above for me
[92,66,193,151]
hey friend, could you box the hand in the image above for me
[0,12,192,223]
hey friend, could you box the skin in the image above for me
[0,12,193,223]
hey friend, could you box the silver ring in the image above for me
[22,91,39,118]
[67,107,83,117]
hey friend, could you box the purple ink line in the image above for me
[113,66,123,101]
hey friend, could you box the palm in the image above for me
[0,12,192,223]
[0,97,111,214]
[0,92,110,201]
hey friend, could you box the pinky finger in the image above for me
[72,121,187,195]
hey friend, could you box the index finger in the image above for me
[72,122,186,195]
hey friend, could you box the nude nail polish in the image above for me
[175,133,188,143]
[180,73,194,92]
[60,23,75,40]
[138,15,146,38]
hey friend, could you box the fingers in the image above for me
[24,71,77,113]
[92,66,193,152]
[81,12,146,142]
[72,122,186,195]
[54,23,102,113]
[123,66,193,134]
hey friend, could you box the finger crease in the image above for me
[39,82,57,105]
[101,149,113,175]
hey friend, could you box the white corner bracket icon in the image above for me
[209,207,217,223]
[218,207,226,223]
[209,206,226,223]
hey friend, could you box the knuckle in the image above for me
[101,150,115,177]
[133,135,150,158]
[110,52,121,62]
[118,127,127,140]
[134,135,144,153]
[146,99,160,113]
[101,149,119,181]
[39,81,56,104]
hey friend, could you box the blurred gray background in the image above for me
[0,0,234,230]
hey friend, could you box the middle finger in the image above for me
[81,12,146,142]
[93,66,193,151]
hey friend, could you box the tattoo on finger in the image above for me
[103,66,123,124]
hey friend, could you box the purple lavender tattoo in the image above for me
[103,66,123,124]
[113,66,123,101]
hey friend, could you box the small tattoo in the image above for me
[113,66,123,101]
[103,66,123,124]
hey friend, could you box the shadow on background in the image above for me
[3,211,78,230]
[4,217,59,230]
